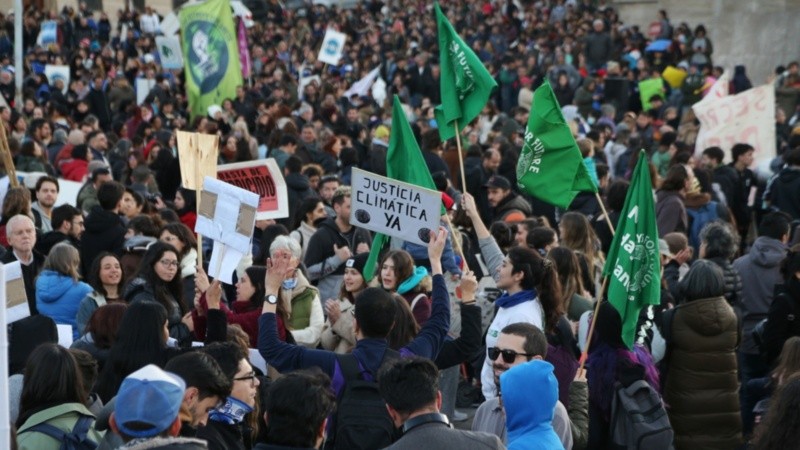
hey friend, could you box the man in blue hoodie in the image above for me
[258,227,453,447]
[500,359,564,450]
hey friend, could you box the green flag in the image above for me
[602,151,661,349]
[433,3,497,142]
[364,96,439,281]
[180,0,243,119]
[515,80,597,209]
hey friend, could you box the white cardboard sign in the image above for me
[317,29,347,65]
[350,168,441,246]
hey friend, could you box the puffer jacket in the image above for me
[706,256,743,308]
[663,296,742,449]
[35,270,93,340]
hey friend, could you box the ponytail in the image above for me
[507,247,564,333]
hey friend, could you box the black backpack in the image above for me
[23,414,98,450]
[327,349,400,450]
[609,380,674,450]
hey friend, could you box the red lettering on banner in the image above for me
[218,166,279,211]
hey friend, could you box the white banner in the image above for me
[693,78,776,168]
[156,36,184,70]
[44,65,70,94]
[136,78,156,105]
[344,65,381,98]
[350,168,441,246]
[37,21,58,46]
[317,29,347,65]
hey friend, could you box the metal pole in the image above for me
[14,0,23,111]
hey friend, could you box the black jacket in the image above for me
[35,231,80,257]
[80,206,126,276]
[707,256,743,308]
[0,250,45,315]
[763,281,800,367]
[492,192,532,222]
[766,167,800,220]
[714,164,756,227]
[303,218,372,278]
[196,419,253,450]
[284,172,315,228]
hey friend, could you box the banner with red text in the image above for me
[217,159,288,220]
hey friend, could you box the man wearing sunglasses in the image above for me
[472,322,588,449]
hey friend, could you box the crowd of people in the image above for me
[2,0,800,449]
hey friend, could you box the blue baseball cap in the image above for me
[114,365,186,438]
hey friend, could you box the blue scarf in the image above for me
[396,266,428,295]
[495,289,537,309]
[209,396,253,425]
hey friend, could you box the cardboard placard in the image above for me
[350,168,441,246]
[5,262,29,323]
[217,159,288,220]
[177,131,219,191]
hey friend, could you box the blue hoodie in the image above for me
[500,360,564,450]
[36,270,93,340]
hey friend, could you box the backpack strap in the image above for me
[409,293,426,312]
[24,414,96,446]
[336,353,364,384]
[660,308,676,344]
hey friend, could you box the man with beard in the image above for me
[472,323,585,449]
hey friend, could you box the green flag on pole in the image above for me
[433,2,497,142]
[515,80,597,209]
[602,151,661,349]
[180,0,243,119]
[364,96,439,280]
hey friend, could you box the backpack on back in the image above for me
[328,350,400,450]
[686,201,722,251]
[609,379,674,450]
[23,414,98,450]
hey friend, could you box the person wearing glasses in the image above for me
[199,342,262,450]
[122,241,191,346]
[472,323,585,449]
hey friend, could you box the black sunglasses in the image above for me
[487,347,534,364]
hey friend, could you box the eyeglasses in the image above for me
[487,347,534,364]
[234,372,258,385]
[159,259,179,268]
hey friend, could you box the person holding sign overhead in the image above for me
[304,186,372,307]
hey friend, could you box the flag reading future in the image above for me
[180,0,243,119]
[433,2,497,141]
[602,151,661,349]
[516,81,597,209]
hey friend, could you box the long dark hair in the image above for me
[292,196,323,230]
[88,252,124,298]
[159,222,197,259]
[387,295,420,350]
[93,301,169,403]
[130,241,186,314]
[16,343,85,428]
[753,374,800,450]
[507,246,564,333]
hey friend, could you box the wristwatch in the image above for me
[264,294,278,305]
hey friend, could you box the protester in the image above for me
[380,249,433,325]
[75,252,125,336]
[71,302,128,371]
[320,253,367,353]
[378,357,504,450]
[35,242,93,340]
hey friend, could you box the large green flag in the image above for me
[364,96,438,281]
[433,2,497,142]
[180,0,243,119]
[516,80,597,209]
[602,151,661,349]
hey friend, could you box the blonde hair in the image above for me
[44,243,81,281]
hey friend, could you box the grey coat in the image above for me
[385,422,505,450]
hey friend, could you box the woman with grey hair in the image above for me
[662,259,743,449]
[269,235,324,348]
[699,221,743,308]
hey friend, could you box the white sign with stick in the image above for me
[317,29,347,65]
[4,261,29,323]
[195,176,259,283]
[44,65,70,94]
[350,168,441,246]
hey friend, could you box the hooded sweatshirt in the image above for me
[501,360,564,450]
[733,236,787,354]
[767,167,800,220]
[35,270,93,340]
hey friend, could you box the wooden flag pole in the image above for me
[443,212,468,272]
[595,192,616,236]
[453,122,467,193]
[0,123,18,188]
[196,159,204,269]
[578,276,609,373]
